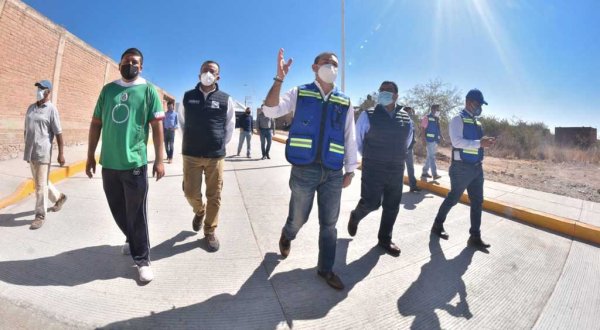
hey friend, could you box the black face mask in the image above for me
[120,64,139,80]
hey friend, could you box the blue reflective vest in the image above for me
[285,83,350,170]
[425,114,441,143]
[453,109,484,163]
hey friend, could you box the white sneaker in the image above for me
[138,265,154,282]
[121,243,130,255]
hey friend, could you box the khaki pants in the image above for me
[30,161,61,218]
[183,155,224,235]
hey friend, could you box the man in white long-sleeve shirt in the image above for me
[262,49,358,290]
[431,89,496,251]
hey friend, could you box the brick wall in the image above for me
[0,0,174,160]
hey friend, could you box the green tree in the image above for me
[401,79,463,121]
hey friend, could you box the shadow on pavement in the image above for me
[401,190,433,210]
[397,235,476,329]
[101,239,384,329]
[0,231,198,287]
[0,210,36,227]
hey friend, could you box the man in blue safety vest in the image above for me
[348,81,413,257]
[431,89,496,251]
[421,104,443,180]
[262,49,358,290]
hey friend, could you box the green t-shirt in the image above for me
[93,78,164,170]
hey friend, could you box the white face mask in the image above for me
[317,64,337,84]
[36,89,46,101]
[200,72,216,87]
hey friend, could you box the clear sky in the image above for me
[23,0,600,133]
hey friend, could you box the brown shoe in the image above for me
[48,194,67,212]
[30,216,45,230]
[317,271,345,290]
[192,213,205,232]
[205,233,220,252]
[279,232,291,258]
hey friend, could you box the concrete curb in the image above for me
[0,159,88,210]
[274,133,600,245]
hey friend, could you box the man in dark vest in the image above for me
[347,81,412,257]
[236,107,253,158]
[181,60,236,252]
[431,89,496,251]
[262,49,358,290]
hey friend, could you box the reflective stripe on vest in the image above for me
[298,89,322,99]
[289,137,312,148]
[329,142,344,154]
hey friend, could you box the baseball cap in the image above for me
[466,89,488,105]
[35,80,53,90]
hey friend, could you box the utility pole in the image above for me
[341,0,346,92]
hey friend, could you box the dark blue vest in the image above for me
[239,113,253,131]
[425,114,441,142]
[362,105,412,165]
[453,109,484,163]
[285,83,350,171]
[182,83,230,158]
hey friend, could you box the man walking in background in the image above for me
[257,107,275,160]
[24,79,67,230]
[182,60,236,252]
[421,104,442,180]
[163,100,178,163]
[236,107,253,158]
[86,48,165,283]
[431,89,496,251]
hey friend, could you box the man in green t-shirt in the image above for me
[86,48,165,283]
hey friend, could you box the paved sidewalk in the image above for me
[0,131,599,328]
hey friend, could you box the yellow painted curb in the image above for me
[0,158,91,210]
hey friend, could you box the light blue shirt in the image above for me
[163,109,179,129]
[355,105,413,155]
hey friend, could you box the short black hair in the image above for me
[121,48,143,64]
[201,60,220,73]
[313,52,338,64]
[380,81,398,94]
[167,100,175,106]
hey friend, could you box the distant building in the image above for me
[555,127,597,148]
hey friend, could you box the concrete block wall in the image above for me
[0,0,174,160]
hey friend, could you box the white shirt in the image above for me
[262,80,359,173]
[178,84,236,145]
[449,108,481,150]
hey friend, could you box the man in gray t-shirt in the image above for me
[24,80,67,230]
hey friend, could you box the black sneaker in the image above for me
[421,173,432,178]
[433,174,442,180]
[192,213,205,232]
[205,233,220,252]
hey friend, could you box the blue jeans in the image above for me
[163,129,175,159]
[259,129,273,157]
[422,141,438,176]
[237,130,252,156]
[351,160,404,243]
[405,147,417,189]
[434,161,484,237]
[283,164,343,273]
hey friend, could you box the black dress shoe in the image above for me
[409,187,421,193]
[317,271,345,290]
[266,154,271,159]
[192,213,205,232]
[347,212,359,237]
[468,236,491,250]
[378,241,401,257]
[431,224,449,239]
[279,232,291,258]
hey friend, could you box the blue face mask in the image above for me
[378,91,394,106]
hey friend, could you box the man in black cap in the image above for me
[431,89,496,251]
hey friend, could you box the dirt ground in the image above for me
[416,147,600,203]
